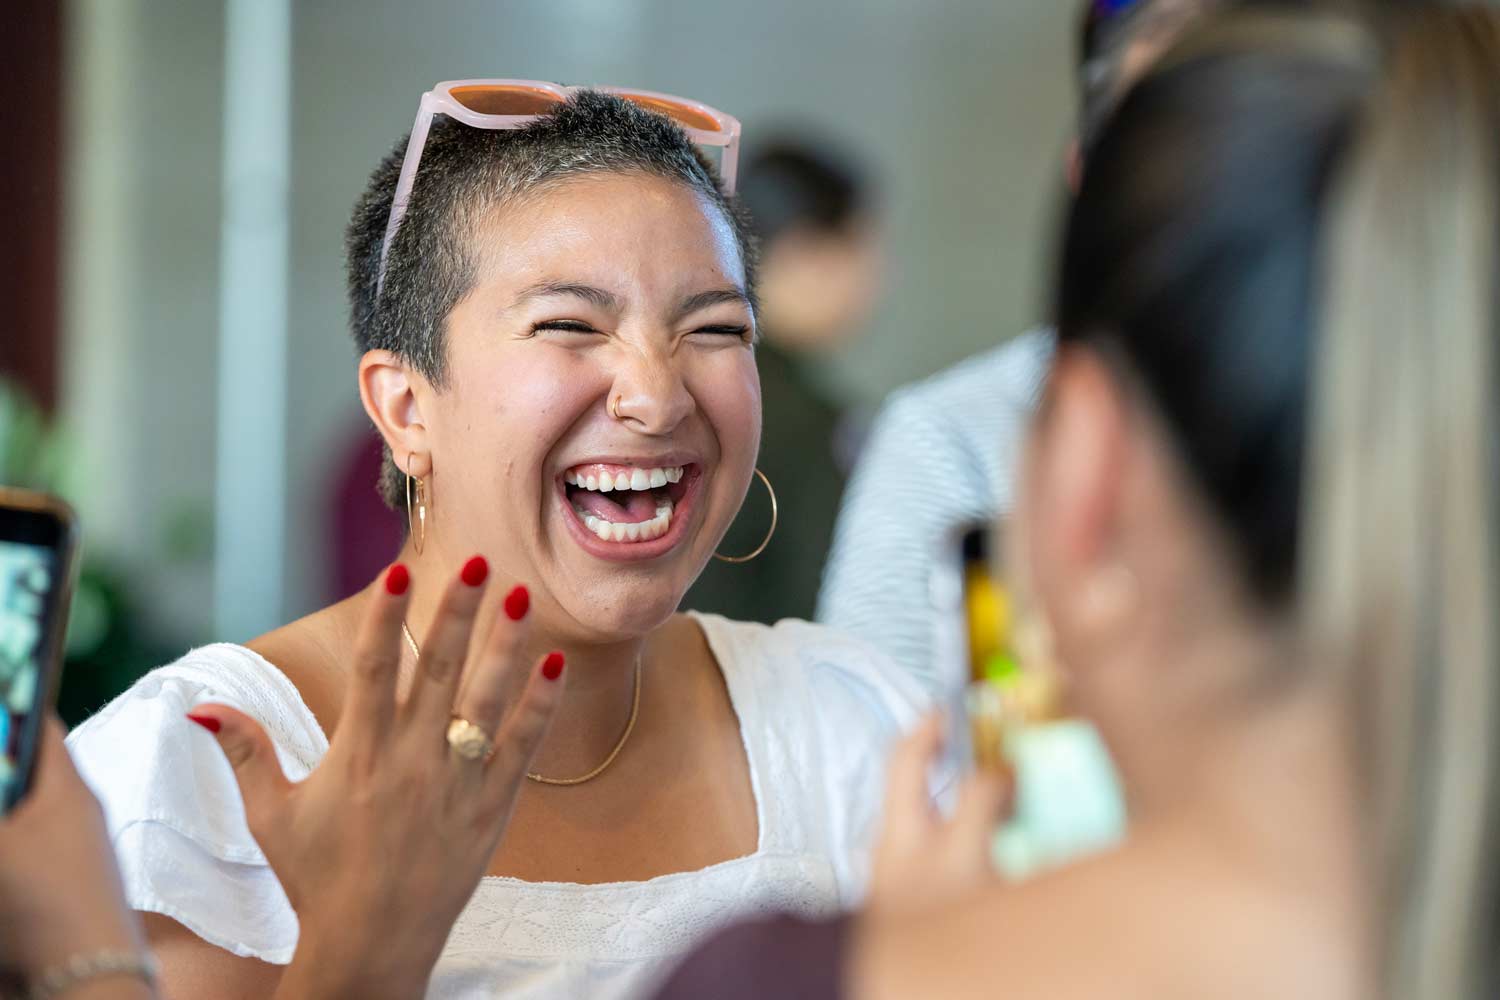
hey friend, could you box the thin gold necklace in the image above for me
[400,621,642,786]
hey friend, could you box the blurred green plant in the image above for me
[0,379,176,724]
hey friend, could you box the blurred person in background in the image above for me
[64,91,925,999]
[327,427,404,602]
[656,5,1500,998]
[817,0,1229,694]
[0,378,176,725]
[685,140,882,624]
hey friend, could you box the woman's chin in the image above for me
[554,585,686,644]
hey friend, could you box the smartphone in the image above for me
[939,519,1126,878]
[930,521,1021,773]
[0,488,79,815]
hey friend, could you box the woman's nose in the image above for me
[608,351,694,436]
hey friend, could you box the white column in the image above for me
[214,0,291,640]
[61,0,140,550]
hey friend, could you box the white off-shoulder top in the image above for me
[66,613,927,999]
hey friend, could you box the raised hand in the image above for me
[867,714,1009,919]
[187,558,564,1000]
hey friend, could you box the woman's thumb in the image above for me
[187,705,293,843]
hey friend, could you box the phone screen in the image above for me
[960,525,1019,686]
[0,493,75,813]
[956,527,1128,877]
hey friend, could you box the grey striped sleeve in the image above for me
[815,333,1054,698]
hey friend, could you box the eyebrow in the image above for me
[513,281,624,312]
[675,288,752,319]
[513,282,752,319]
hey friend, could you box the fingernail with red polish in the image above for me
[461,555,489,587]
[504,585,530,621]
[187,713,221,734]
[385,563,410,596]
[542,652,565,681]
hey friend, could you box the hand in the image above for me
[0,716,149,988]
[188,559,564,1000]
[867,714,1009,919]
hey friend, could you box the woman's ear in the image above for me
[359,350,430,478]
[1024,345,1131,629]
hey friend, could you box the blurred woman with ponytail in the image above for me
[657,6,1500,999]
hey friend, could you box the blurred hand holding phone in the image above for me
[941,523,1125,879]
[0,490,156,997]
[0,488,79,815]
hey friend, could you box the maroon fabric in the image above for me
[0,0,62,413]
[652,914,850,1000]
[328,429,403,602]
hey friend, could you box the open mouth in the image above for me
[562,463,695,545]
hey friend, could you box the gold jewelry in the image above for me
[446,717,494,760]
[713,467,778,564]
[531,656,641,786]
[609,394,624,420]
[405,453,428,555]
[400,620,643,785]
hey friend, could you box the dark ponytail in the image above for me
[1054,10,1376,606]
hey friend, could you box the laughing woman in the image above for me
[65,89,926,999]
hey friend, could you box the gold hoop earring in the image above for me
[405,454,428,556]
[714,468,778,564]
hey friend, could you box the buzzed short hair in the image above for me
[344,90,757,509]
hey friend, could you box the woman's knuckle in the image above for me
[422,653,458,682]
[466,690,505,725]
[355,650,393,681]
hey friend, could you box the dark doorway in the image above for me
[1,1,63,414]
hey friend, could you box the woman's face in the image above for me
[420,172,759,641]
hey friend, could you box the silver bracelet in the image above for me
[29,950,158,1000]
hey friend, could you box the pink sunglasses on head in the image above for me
[377,78,743,294]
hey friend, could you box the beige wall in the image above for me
[63,0,1077,640]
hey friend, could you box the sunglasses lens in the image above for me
[449,85,561,115]
[619,94,722,133]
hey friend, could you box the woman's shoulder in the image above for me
[688,614,933,901]
[67,640,328,784]
[63,641,323,965]
[691,612,934,727]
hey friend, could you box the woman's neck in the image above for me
[395,543,658,783]
[1090,623,1368,912]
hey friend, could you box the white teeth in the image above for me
[573,499,674,545]
[566,465,685,494]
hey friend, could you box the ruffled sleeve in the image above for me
[65,644,328,965]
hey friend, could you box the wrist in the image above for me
[22,920,146,985]
[278,924,436,1000]
[47,979,156,1000]
[26,949,158,1000]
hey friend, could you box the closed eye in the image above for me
[532,319,601,335]
[694,324,752,338]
